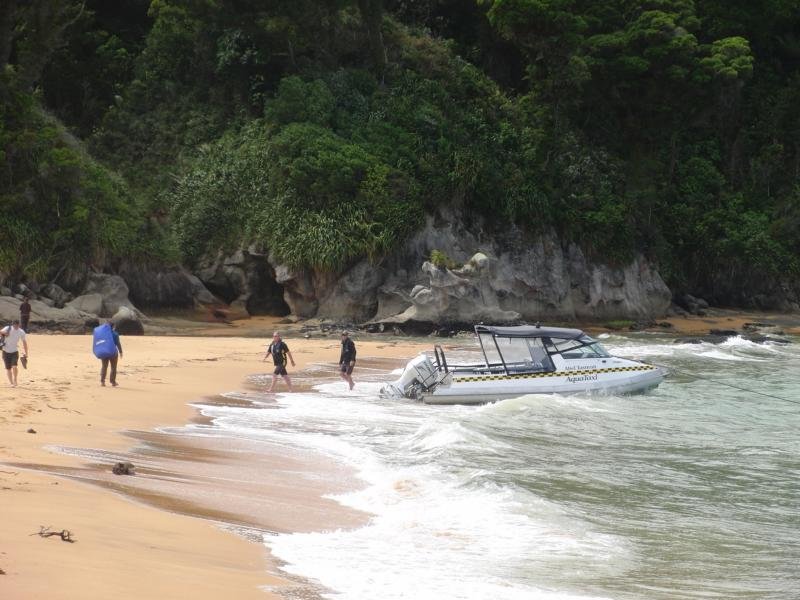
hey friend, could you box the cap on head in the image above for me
[273,332,281,338]
[341,330,349,336]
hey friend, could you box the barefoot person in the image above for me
[1,319,29,387]
[263,332,295,392]
[339,331,356,390]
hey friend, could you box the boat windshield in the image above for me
[478,332,502,368]
[547,335,611,359]
[482,334,555,373]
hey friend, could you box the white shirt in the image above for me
[1,326,26,353]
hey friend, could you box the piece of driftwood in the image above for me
[112,461,135,475]
[31,526,76,543]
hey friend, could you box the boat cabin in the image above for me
[434,325,611,375]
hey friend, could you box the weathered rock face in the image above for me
[111,306,144,335]
[196,248,289,316]
[66,293,104,316]
[41,283,73,308]
[118,263,220,309]
[316,260,384,321]
[8,211,674,327]
[381,256,521,326]
[204,212,671,326]
[367,214,672,325]
[2,275,144,332]
[274,260,383,322]
[0,296,96,332]
[82,273,140,317]
[489,240,673,320]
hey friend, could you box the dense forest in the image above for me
[2,0,799,308]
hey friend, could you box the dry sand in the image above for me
[1,310,796,599]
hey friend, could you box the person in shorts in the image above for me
[339,331,356,390]
[263,331,295,392]
[1,319,29,387]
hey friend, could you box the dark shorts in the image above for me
[3,351,19,370]
[273,364,288,376]
[340,362,354,375]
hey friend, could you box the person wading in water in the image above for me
[263,331,295,392]
[339,331,356,390]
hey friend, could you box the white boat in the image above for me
[381,324,665,404]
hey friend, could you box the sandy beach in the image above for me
[1,310,796,599]
[0,319,426,599]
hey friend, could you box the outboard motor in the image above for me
[380,353,439,400]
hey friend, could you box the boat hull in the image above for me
[420,366,665,405]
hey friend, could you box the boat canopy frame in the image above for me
[431,325,607,376]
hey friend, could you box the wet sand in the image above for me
[658,308,800,335]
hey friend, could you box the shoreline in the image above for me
[0,329,427,599]
[1,310,796,598]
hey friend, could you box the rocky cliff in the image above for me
[188,212,672,327]
[0,212,673,328]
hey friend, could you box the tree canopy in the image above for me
[2,0,799,305]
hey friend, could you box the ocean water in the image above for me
[190,333,800,600]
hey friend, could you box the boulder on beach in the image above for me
[111,306,144,336]
[83,273,141,317]
[67,293,104,316]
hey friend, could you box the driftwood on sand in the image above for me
[31,526,76,543]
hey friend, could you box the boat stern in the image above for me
[379,353,439,400]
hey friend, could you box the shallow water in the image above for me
[187,333,800,600]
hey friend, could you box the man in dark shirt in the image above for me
[19,296,32,332]
[339,331,356,390]
[264,331,295,392]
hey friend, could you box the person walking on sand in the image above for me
[263,331,295,392]
[93,320,122,387]
[339,331,356,390]
[19,296,32,332]
[1,319,29,387]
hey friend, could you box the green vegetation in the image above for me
[2,0,799,306]
[430,250,459,270]
[603,320,636,331]
[0,71,171,278]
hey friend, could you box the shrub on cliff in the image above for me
[0,73,170,279]
[169,119,422,270]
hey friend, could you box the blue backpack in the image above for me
[93,323,118,359]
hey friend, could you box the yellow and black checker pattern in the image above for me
[453,365,657,383]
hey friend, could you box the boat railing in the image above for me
[433,345,449,372]
[433,343,555,376]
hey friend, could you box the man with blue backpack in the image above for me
[93,320,123,387]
